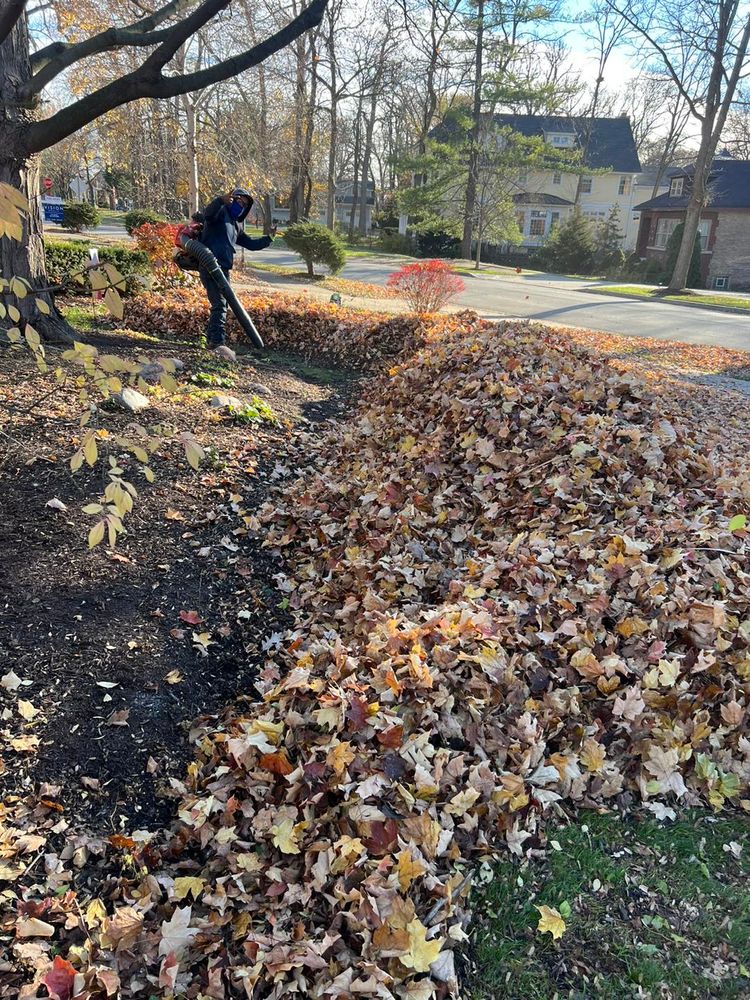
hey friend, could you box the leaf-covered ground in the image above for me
[2,300,750,999]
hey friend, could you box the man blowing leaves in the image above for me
[198,187,276,350]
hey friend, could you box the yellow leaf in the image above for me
[102,263,126,291]
[579,739,606,773]
[18,700,39,721]
[616,616,649,639]
[184,440,204,471]
[89,268,107,291]
[164,669,183,685]
[88,521,105,549]
[397,850,426,892]
[104,286,124,320]
[271,818,301,855]
[83,434,98,467]
[399,918,444,972]
[71,449,84,472]
[173,876,205,900]
[8,304,20,323]
[35,297,50,315]
[82,503,103,514]
[84,899,107,928]
[536,905,566,940]
[143,466,155,483]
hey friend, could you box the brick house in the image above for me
[633,155,750,290]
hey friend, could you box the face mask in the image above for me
[228,200,244,220]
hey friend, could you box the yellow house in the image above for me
[495,115,642,252]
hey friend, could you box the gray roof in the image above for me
[491,114,641,172]
[430,114,641,173]
[634,159,750,211]
[513,192,573,206]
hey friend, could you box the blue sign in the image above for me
[42,202,64,223]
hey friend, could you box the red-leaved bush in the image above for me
[386,258,465,313]
[132,221,184,287]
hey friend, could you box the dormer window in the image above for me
[670,176,685,197]
[546,132,575,148]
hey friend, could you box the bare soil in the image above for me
[0,320,360,836]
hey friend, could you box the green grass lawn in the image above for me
[97,208,127,226]
[591,284,750,312]
[469,811,750,999]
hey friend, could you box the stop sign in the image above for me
[43,177,53,190]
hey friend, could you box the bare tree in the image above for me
[0,0,327,340]
[606,0,750,291]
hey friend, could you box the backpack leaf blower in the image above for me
[174,226,264,350]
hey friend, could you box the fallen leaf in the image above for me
[399,918,444,972]
[17,700,39,721]
[16,917,55,938]
[164,670,184,685]
[536,905,566,940]
[158,906,198,958]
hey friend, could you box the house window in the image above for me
[516,212,526,235]
[698,219,712,249]
[547,133,575,147]
[580,177,592,194]
[652,217,679,248]
[714,275,730,289]
[550,211,560,228]
[669,176,684,197]
[552,172,561,185]
[518,169,528,184]
[618,176,630,196]
[529,210,547,236]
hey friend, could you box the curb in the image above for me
[584,287,750,317]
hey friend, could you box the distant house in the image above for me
[495,115,642,251]
[262,180,375,231]
[429,113,642,252]
[634,153,750,290]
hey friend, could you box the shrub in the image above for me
[284,221,347,276]
[378,231,413,255]
[386,259,465,313]
[124,208,164,235]
[663,222,703,289]
[416,229,460,259]
[44,239,149,295]
[132,221,182,287]
[62,201,100,232]
[537,211,595,275]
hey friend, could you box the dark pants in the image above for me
[199,266,230,346]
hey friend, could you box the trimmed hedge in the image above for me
[44,240,150,295]
[62,201,100,232]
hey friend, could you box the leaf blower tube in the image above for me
[179,235,264,350]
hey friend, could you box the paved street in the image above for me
[268,249,750,352]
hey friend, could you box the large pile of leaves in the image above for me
[124,288,458,368]
[5,318,750,998]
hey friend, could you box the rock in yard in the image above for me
[138,358,186,383]
[247,382,272,398]
[113,387,150,413]
[213,345,237,363]
[208,393,244,412]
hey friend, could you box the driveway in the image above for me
[267,250,750,352]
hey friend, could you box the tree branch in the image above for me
[22,0,328,155]
[26,0,194,97]
[0,0,27,47]
[138,0,228,77]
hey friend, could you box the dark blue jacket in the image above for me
[200,196,272,270]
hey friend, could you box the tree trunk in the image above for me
[182,94,200,214]
[0,11,74,342]
[461,0,484,261]
[326,98,338,229]
[666,153,709,292]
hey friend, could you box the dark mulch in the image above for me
[0,323,361,836]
